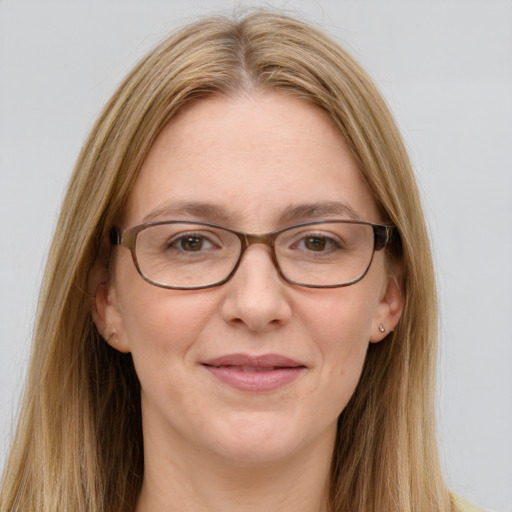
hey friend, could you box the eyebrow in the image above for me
[142,201,231,224]
[141,200,361,225]
[279,201,362,223]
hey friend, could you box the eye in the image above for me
[170,233,216,252]
[294,234,342,253]
[303,236,328,251]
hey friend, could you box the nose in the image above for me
[220,245,292,332]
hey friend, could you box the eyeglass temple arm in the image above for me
[374,225,395,251]
[109,226,121,246]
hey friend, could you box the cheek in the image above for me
[116,285,222,417]
[296,285,380,394]
[112,249,216,353]
[119,287,218,354]
[112,258,218,385]
[298,285,378,349]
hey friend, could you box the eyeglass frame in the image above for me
[109,219,396,290]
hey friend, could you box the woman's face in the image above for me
[97,92,402,466]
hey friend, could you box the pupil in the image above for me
[305,237,325,251]
[181,237,202,251]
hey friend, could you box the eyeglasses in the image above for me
[109,219,395,290]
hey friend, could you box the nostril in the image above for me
[221,287,292,332]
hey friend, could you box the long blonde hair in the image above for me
[1,10,455,512]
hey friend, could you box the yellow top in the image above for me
[453,494,489,512]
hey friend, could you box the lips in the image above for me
[202,353,306,392]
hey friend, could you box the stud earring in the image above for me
[378,324,386,333]
[108,328,118,342]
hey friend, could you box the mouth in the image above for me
[202,353,306,393]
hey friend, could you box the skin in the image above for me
[93,92,403,512]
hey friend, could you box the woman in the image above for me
[0,10,484,512]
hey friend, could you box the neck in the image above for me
[135,425,334,512]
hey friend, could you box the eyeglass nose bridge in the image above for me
[226,231,286,284]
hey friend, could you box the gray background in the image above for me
[1,1,511,510]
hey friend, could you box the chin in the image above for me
[203,411,334,467]
[212,438,305,467]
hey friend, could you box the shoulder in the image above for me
[453,494,491,512]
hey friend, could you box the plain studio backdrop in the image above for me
[0,1,511,510]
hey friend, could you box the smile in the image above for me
[202,353,306,392]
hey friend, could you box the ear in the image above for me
[90,257,131,353]
[369,267,404,344]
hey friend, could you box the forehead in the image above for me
[123,92,380,229]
